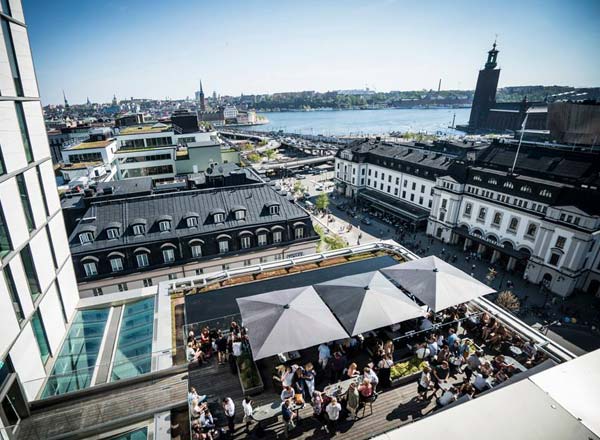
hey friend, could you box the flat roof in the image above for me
[118,124,172,135]
[184,255,398,324]
[66,139,114,150]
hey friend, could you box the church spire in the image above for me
[62,89,69,108]
[485,40,499,70]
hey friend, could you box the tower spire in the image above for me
[485,39,499,70]
[199,79,203,93]
[62,89,69,108]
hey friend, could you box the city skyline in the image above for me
[24,0,600,105]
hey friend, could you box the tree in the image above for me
[495,291,520,313]
[258,139,268,146]
[264,148,277,160]
[293,181,305,195]
[315,193,329,211]
[247,153,261,163]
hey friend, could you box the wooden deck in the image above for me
[16,369,188,440]
[188,360,439,440]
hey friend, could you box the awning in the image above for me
[358,189,429,222]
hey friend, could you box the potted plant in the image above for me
[390,356,427,387]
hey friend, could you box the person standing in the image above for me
[318,343,331,370]
[215,330,228,365]
[222,397,236,435]
[281,398,296,438]
[325,397,342,435]
[346,382,360,421]
[303,362,316,401]
[242,396,254,434]
[377,354,394,389]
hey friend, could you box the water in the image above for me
[252,107,471,136]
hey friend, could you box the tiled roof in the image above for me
[70,183,310,253]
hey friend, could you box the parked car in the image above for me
[361,217,372,225]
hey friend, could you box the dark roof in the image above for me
[69,183,310,253]
[106,221,122,229]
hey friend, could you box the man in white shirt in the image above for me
[222,397,236,434]
[415,342,431,360]
[325,397,342,434]
[232,338,243,357]
[242,396,254,433]
[363,367,379,391]
[473,373,492,392]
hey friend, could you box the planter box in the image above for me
[390,370,421,387]
[236,356,264,395]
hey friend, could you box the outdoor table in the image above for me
[324,375,363,398]
[253,401,304,436]
[509,345,523,357]
[277,351,301,363]
[504,355,527,372]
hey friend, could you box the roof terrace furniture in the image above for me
[381,256,495,312]
[313,271,424,335]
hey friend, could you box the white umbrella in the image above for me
[381,256,495,312]
[236,286,349,360]
[314,271,424,335]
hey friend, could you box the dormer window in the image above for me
[187,217,198,228]
[133,224,145,236]
[107,228,119,239]
[235,210,245,220]
[520,185,532,193]
[79,232,94,245]
[270,205,280,215]
[159,220,171,232]
[214,213,225,223]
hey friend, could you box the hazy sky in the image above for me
[23,0,600,105]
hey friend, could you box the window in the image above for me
[240,236,251,249]
[295,227,304,239]
[235,210,246,220]
[21,245,41,300]
[258,233,267,246]
[93,287,103,296]
[195,269,204,276]
[367,179,371,186]
[107,228,119,239]
[214,213,225,223]
[273,230,282,243]
[222,264,230,271]
[118,283,128,292]
[419,196,423,205]
[387,185,391,193]
[504,181,514,189]
[520,185,532,193]
[421,185,425,193]
[0,204,12,259]
[136,253,149,268]
[488,178,497,185]
[31,311,51,364]
[410,194,414,202]
[412,182,416,190]
[0,148,5,176]
[428,200,432,208]
[133,224,145,236]
[477,207,486,221]
[439,212,445,222]
[441,199,447,209]
[526,223,537,238]
[79,232,94,244]
[219,240,229,253]
[492,212,502,225]
[159,220,171,232]
[243,259,252,267]
[168,273,178,280]
[402,191,406,198]
[4,266,24,323]
[83,261,97,277]
[36,167,50,217]
[15,102,33,162]
[143,278,153,287]
[473,175,482,182]
[368,169,372,176]
[388,175,391,183]
[394,188,398,196]
[191,244,202,258]
[464,203,472,217]
[162,248,175,263]
[187,217,198,228]
[508,217,518,231]
[2,20,23,96]
[395,177,400,185]
[555,236,566,250]
[270,205,280,215]
[374,171,378,178]
[379,183,383,190]
[403,180,407,188]
[16,174,35,232]
[110,257,123,272]
[549,253,561,266]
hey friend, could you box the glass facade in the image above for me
[0,204,12,258]
[20,245,41,300]
[108,427,148,440]
[31,311,51,364]
[16,174,35,232]
[3,266,24,323]
[14,102,32,161]
[1,19,23,96]
[41,308,110,398]
[111,298,155,381]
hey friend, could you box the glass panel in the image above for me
[36,167,50,217]
[108,427,148,440]
[0,204,12,258]
[41,307,109,398]
[20,245,41,300]
[1,19,22,96]
[16,174,34,232]
[3,266,24,322]
[111,298,155,382]
[14,102,33,162]
[31,311,51,364]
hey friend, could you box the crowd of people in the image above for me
[186,321,247,371]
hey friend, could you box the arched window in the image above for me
[520,185,532,193]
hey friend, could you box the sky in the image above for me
[23,0,600,105]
